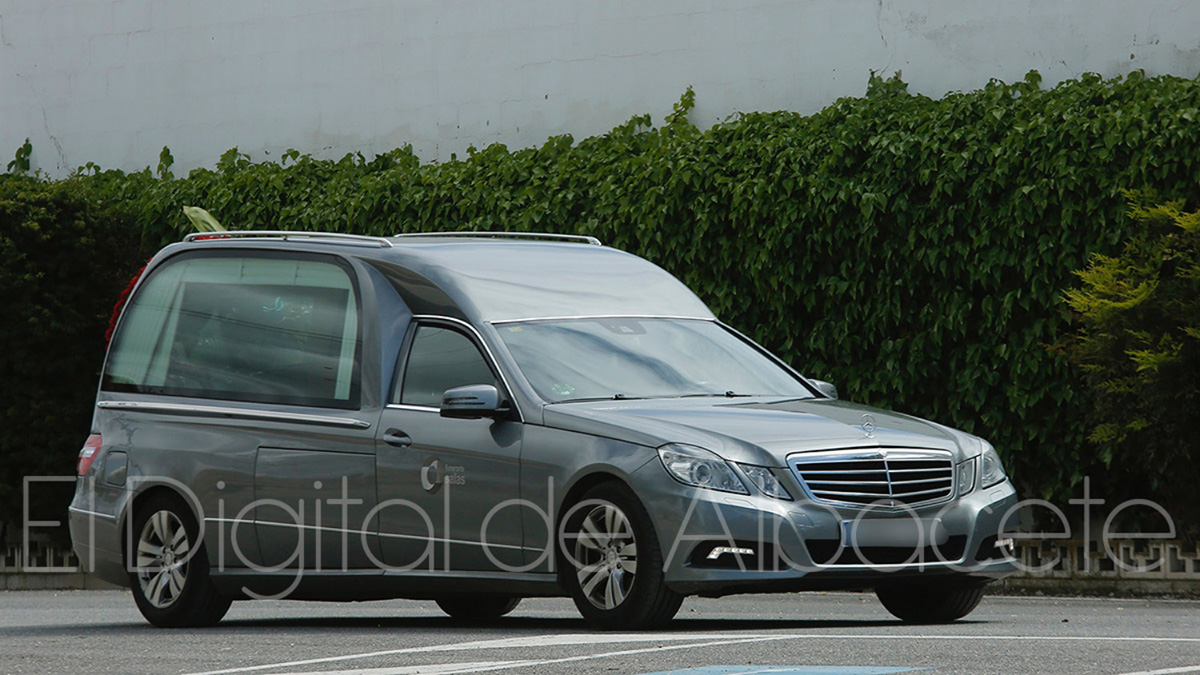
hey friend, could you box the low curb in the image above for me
[2,572,123,591]
[995,576,1200,598]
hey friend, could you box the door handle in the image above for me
[382,429,412,448]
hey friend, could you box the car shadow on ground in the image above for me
[2,613,986,638]
[211,614,921,631]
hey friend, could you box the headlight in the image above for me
[979,442,1008,488]
[738,464,793,500]
[657,444,748,494]
[956,457,977,495]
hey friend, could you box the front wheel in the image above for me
[435,596,521,620]
[876,580,986,623]
[560,482,683,630]
[129,492,231,627]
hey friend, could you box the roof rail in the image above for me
[392,231,603,246]
[183,230,393,248]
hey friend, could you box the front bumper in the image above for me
[630,460,1020,596]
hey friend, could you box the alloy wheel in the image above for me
[572,502,639,610]
[135,509,190,609]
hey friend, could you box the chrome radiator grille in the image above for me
[787,448,954,508]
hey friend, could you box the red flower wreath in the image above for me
[105,262,150,344]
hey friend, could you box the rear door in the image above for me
[100,250,380,571]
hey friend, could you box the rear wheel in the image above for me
[561,482,683,630]
[129,492,231,627]
[435,596,521,620]
[876,580,986,623]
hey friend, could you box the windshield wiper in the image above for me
[678,391,754,398]
[550,394,643,404]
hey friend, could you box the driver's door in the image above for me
[374,321,525,572]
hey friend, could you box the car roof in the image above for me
[176,232,716,324]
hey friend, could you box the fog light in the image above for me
[995,538,1016,558]
[706,546,756,560]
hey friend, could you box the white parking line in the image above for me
[184,634,775,675]
[265,636,859,675]
[1115,666,1200,675]
[270,663,536,675]
[184,633,1200,675]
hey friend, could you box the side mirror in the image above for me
[440,384,501,419]
[810,379,838,399]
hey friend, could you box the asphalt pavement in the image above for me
[2,590,1198,675]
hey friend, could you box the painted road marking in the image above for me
[643,662,921,667]
[266,636,930,675]
[1108,662,1200,667]
[185,633,1200,675]
[230,636,830,675]
[270,664,536,675]
[186,634,796,675]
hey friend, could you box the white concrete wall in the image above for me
[2,0,1198,178]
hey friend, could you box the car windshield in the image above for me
[495,318,813,403]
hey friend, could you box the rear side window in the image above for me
[104,252,361,409]
[399,325,497,408]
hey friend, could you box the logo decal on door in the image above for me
[421,457,443,493]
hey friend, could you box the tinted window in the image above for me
[399,326,496,407]
[104,253,361,408]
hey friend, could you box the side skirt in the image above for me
[210,569,565,601]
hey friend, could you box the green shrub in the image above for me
[1062,193,1200,528]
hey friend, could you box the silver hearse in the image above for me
[70,231,1018,629]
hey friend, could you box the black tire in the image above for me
[128,492,231,627]
[876,580,986,623]
[559,482,684,630]
[435,596,521,620]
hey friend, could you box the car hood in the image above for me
[541,397,981,466]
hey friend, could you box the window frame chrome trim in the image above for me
[395,315,526,423]
[96,400,372,429]
[385,403,439,413]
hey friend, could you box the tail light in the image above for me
[78,434,102,476]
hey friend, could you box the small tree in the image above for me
[1063,192,1200,533]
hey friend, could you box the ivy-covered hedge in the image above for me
[6,70,1200,531]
